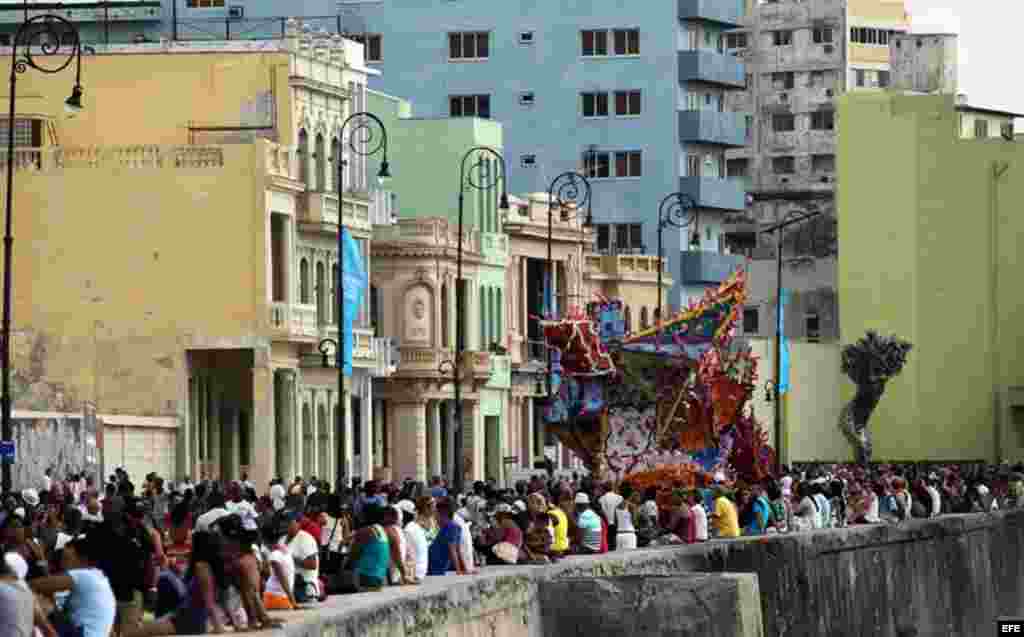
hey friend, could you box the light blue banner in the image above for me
[778,288,790,395]
[340,228,368,376]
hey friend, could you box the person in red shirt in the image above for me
[299,504,323,549]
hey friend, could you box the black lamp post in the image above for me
[544,171,592,398]
[439,146,508,496]
[758,207,822,472]
[2,15,84,495]
[317,111,390,493]
[656,192,699,343]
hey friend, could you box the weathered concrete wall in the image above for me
[539,575,763,637]
[199,511,1024,637]
[10,410,100,491]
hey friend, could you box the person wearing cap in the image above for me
[402,497,434,583]
[31,533,117,637]
[262,518,297,610]
[574,493,602,555]
[477,504,523,566]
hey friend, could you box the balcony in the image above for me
[291,304,319,339]
[395,348,493,382]
[678,50,745,88]
[679,176,747,211]
[679,250,747,285]
[487,354,511,390]
[679,110,746,147]
[678,0,744,27]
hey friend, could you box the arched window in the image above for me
[315,262,326,325]
[653,307,661,324]
[331,264,338,325]
[624,305,632,334]
[314,133,326,191]
[297,128,309,186]
[480,286,489,350]
[496,288,503,343]
[441,283,449,348]
[640,306,648,330]
[299,258,310,304]
[330,137,340,190]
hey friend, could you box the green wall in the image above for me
[837,93,1024,462]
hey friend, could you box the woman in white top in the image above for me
[614,488,637,551]
[261,527,296,611]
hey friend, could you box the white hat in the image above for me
[4,552,27,580]
[12,508,24,520]
[21,489,39,507]
[514,500,527,512]
[55,533,75,552]
[574,493,590,505]
[494,503,514,515]
[396,500,416,515]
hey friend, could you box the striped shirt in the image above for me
[577,509,602,552]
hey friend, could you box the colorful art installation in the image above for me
[540,269,776,486]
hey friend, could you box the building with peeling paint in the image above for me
[0,22,396,488]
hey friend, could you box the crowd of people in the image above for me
[0,460,1021,636]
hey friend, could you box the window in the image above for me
[346,33,382,62]
[581,92,609,118]
[596,224,611,252]
[186,0,224,6]
[855,69,866,87]
[582,29,638,56]
[772,114,795,132]
[745,115,753,140]
[520,92,535,106]
[810,110,835,130]
[584,151,611,178]
[686,154,700,177]
[0,119,39,148]
[810,70,825,87]
[975,119,989,138]
[613,28,640,55]
[581,29,609,56]
[726,32,748,49]
[772,156,795,174]
[1002,122,1015,138]
[614,90,641,116]
[519,31,534,44]
[521,154,536,168]
[743,308,759,334]
[772,72,795,90]
[614,151,642,177]
[850,27,890,45]
[745,73,753,89]
[813,27,833,43]
[877,71,890,87]
[805,313,820,340]
[449,94,491,118]
[811,154,835,172]
[772,30,792,46]
[448,31,490,60]
[726,158,749,178]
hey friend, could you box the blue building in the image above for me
[0,0,749,308]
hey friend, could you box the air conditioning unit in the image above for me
[228,5,244,19]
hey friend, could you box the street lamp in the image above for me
[544,171,592,398]
[656,192,699,344]
[323,111,390,492]
[2,15,85,495]
[438,146,509,495]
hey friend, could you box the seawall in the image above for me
[199,510,1024,637]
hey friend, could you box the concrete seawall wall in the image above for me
[222,511,1024,637]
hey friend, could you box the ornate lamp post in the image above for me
[436,146,509,496]
[655,192,699,344]
[2,16,85,494]
[317,111,390,492]
[544,172,592,398]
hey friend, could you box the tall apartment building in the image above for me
[333,0,750,308]
[9,0,752,308]
[725,0,910,342]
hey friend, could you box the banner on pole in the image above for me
[340,228,368,376]
[778,288,790,395]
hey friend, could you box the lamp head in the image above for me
[376,159,392,186]
[499,192,510,211]
[64,85,84,116]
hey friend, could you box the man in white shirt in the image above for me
[688,492,709,541]
[597,482,623,550]
[284,509,319,603]
[454,507,475,573]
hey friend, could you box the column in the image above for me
[188,377,198,480]
[427,400,442,479]
[393,400,427,483]
[226,406,240,481]
[524,397,535,471]
[252,365,276,490]
[199,376,209,478]
[342,388,354,485]
[359,376,373,481]
[373,399,384,469]
[444,401,456,486]
[460,399,483,483]
[326,390,336,487]
[209,380,221,480]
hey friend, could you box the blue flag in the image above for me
[339,228,368,376]
[778,288,790,395]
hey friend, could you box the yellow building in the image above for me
[2,22,394,488]
[837,92,1024,462]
